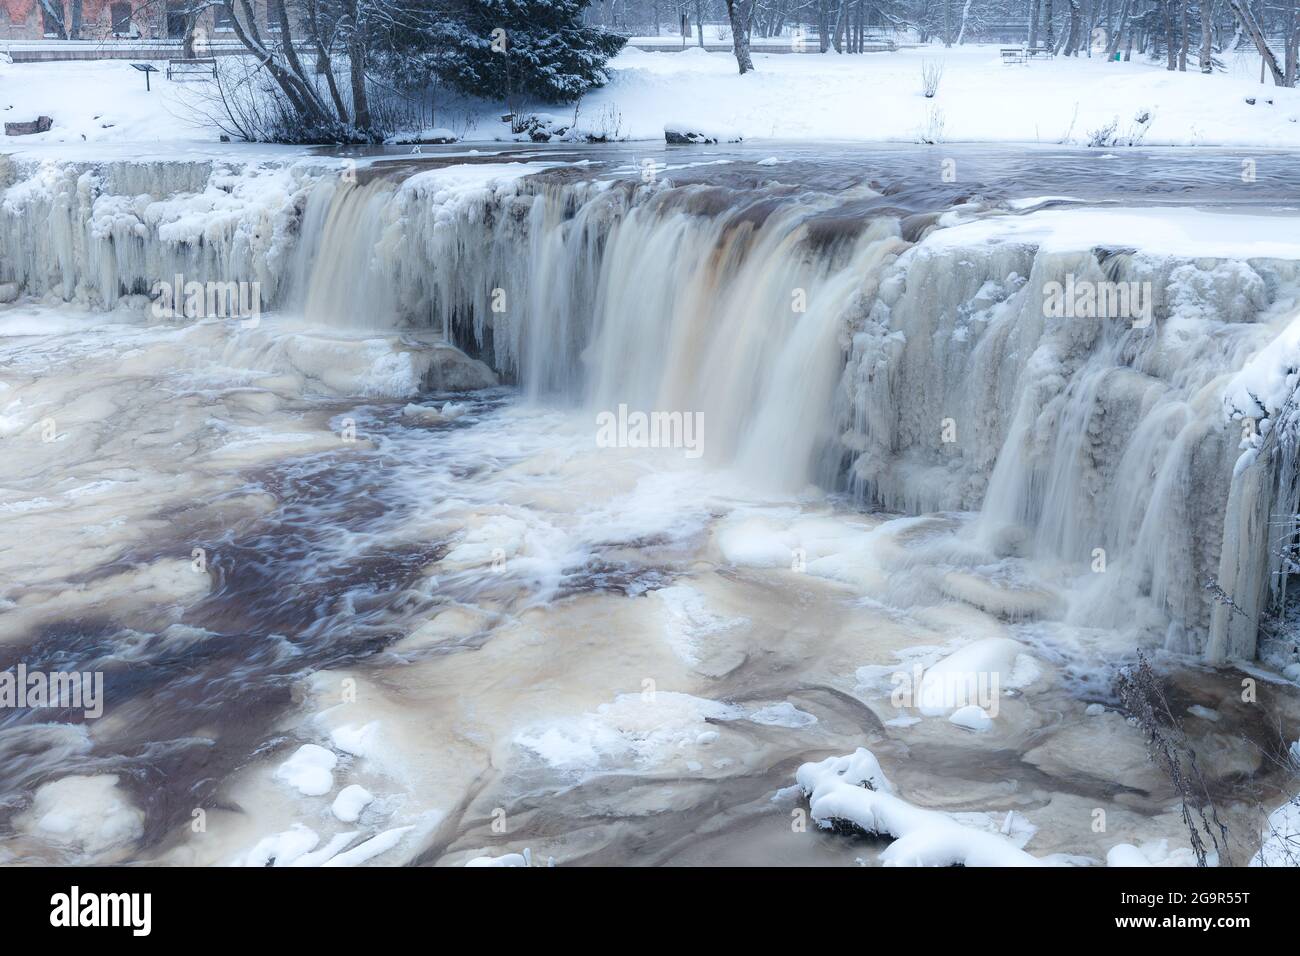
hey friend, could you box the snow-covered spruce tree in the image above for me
[390,0,626,103]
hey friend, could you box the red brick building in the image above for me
[1,0,292,44]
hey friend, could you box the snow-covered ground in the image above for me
[4,43,1300,151]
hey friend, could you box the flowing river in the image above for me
[2,143,1300,866]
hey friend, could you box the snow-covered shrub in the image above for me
[920,59,944,98]
[919,105,945,144]
[177,57,377,145]
[588,103,625,142]
[1086,118,1120,148]
[1085,110,1154,148]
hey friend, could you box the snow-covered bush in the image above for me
[920,59,944,98]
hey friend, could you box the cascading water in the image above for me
[4,148,1300,867]
[265,161,1298,662]
[3,154,1297,659]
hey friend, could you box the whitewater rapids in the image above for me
[2,146,1300,867]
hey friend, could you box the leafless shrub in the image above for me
[1205,577,1255,621]
[1086,118,1120,148]
[175,55,365,144]
[588,103,625,143]
[1084,110,1155,148]
[918,105,945,145]
[1116,651,1233,866]
[920,59,944,98]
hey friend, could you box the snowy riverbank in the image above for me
[4,43,1300,150]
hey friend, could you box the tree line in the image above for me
[593,0,1300,84]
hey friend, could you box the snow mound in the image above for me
[514,691,742,771]
[796,748,1043,866]
[402,401,471,423]
[233,823,323,867]
[274,743,338,796]
[1107,840,1199,867]
[747,701,818,728]
[916,637,1040,717]
[948,704,993,731]
[17,773,144,857]
[320,825,413,866]
[331,785,375,823]
[466,849,536,867]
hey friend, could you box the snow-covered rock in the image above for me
[948,704,993,731]
[16,774,144,858]
[274,744,338,797]
[796,748,1042,866]
[331,785,375,823]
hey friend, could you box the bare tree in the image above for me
[1288,0,1299,88]
[341,0,372,129]
[38,0,67,38]
[303,0,350,120]
[1104,0,1129,57]
[1199,0,1213,71]
[955,0,973,42]
[726,0,756,72]
[832,0,850,50]
[1227,0,1288,85]
[1162,0,1177,68]
[1064,0,1081,52]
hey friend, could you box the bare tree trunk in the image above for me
[1044,0,1055,48]
[343,0,371,129]
[831,0,848,50]
[1064,0,1082,53]
[956,0,972,43]
[1178,0,1189,69]
[1030,0,1040,46]
[695,0,705,46]
[1288,0,1299,86]
[726,0,757,71]
[222,0,328,122]
[818,0,831,50]
[1170,0,1180,68]
[305,0,349,122]
[38,0,67,38]
[1105,0,1129,57]
[1227,0,1287,84]
[1198,0,1213,71]
[272,0,316,89]
[943,0,952,45]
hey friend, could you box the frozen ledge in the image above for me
[929,206,1300,260]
